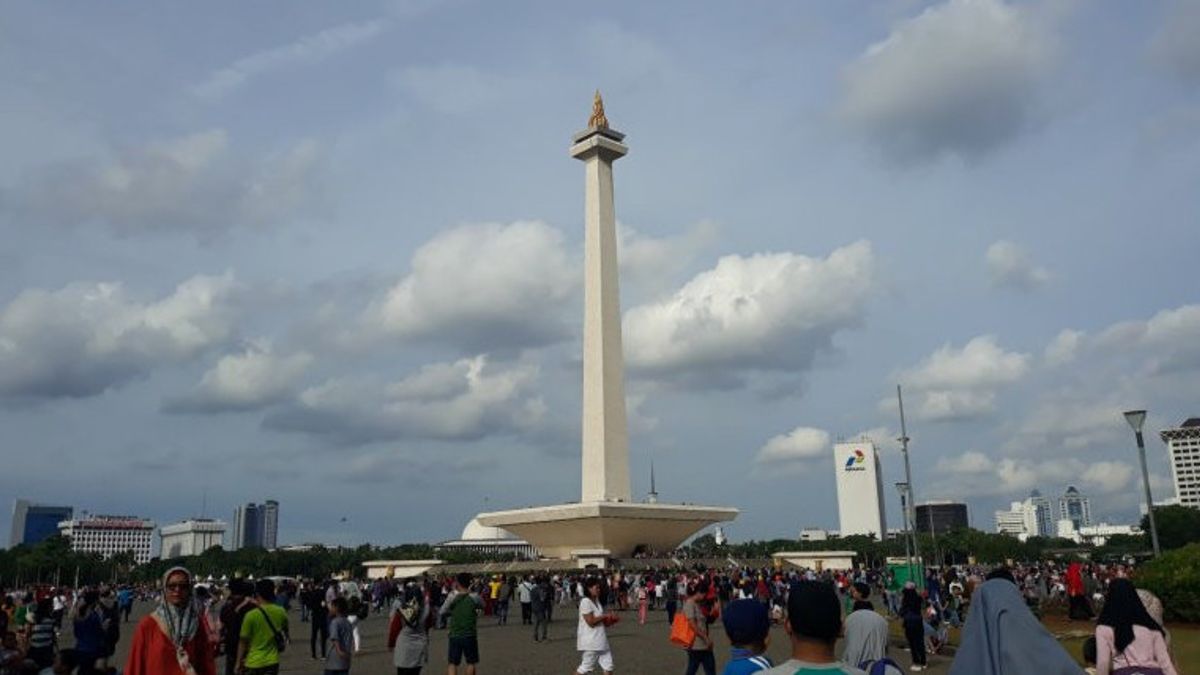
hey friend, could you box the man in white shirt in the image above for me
[576,578,615,675]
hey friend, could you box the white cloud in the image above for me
[986,240,1051,291]
[839,0,1055,162]
[192,19,389,101]
[366,221,578,352]
[1150,0,1200,86]
[935,450,1135,497]
[12,130,321,238]
[934,450,993,474]
[895,335,1030,421]
[1095,304,1200,373]
[754,426,831,464]
[263,355,545,445]
[624,240,874,385]
[1044,329,1084,366]
[0,273,238,400]
[165,340,312,413]
[618,221,718,299]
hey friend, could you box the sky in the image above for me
[1,0,1198,547]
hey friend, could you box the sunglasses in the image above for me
[165,583,191,591]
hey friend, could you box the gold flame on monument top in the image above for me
[588,90,609,129]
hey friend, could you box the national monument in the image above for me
[475,94,738,563]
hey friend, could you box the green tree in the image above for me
[1142,505,1200,551]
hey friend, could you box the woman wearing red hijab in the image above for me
[1066,562,1094,621]
[126,566,216,675]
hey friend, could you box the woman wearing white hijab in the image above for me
[126,566,217,675]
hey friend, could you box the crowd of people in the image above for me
[0,558,1184,675]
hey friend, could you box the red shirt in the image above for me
[125,613,216,675]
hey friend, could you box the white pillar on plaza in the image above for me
[571,91,631,503]
[474,93,737,562]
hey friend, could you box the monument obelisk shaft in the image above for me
[571,92,631,503]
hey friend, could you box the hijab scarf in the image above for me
[1097,578,1164,654]
[155,566,200,648]
[949,579,1084,675]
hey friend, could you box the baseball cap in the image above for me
[722,599,770,646]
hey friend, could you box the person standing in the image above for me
[439,573,482,675]
[125,566,216,675]
[518,576,534,626]
[531,576,551,643]
[235,579,289,675]
[636,584,648,626]
[899,584,927,672]
[575,578,616,675]
[389,582,431,675]
[27,598,58,670]
[72,590,108,675]
[219,580,254,675]
[759,581,866,675]
[308,582,330,661]
[324,597,354,675]
[841,583,896,673]
[683,581,716,675]
[665,577,679,626]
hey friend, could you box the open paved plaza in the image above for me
[108,600,954,675]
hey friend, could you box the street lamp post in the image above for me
[1123,410,1161,557]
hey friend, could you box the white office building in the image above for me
[834,441,887,540]
[1024,490,1054,538]
[58,515,155,564]
[160,519,227,558]
[1160,417,1200,509]
[995,502,1028,538]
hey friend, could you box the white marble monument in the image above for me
[475,93,737,562]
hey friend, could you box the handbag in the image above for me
[257,607,288,653]
[669,611,696,648]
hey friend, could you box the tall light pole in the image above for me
[1124,410,1161,557]
[897,385,921,586]
[895,482,914,585]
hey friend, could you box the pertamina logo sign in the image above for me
[843,449,867,472]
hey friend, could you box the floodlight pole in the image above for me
[897,385,921,587]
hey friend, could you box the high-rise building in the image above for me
[1025,489,1054,538]
[58,515,155,564]
[232,500,279,550]
[834,441,888,540]
[260,500,279,550]
[9,499,73,547]
[1058,486,1092,529]
[160,519,227,558]
[915,501,969,535]
[995,502,1027,537]
[1160,417,1200,509]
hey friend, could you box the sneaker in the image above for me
[909,666,924,672]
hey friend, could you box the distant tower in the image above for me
[1058,486,1092,530]
[647,460,659,504]
[571,90,631,504]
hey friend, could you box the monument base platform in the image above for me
[475,501,738,561]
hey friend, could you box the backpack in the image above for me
[858,657,903,675]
